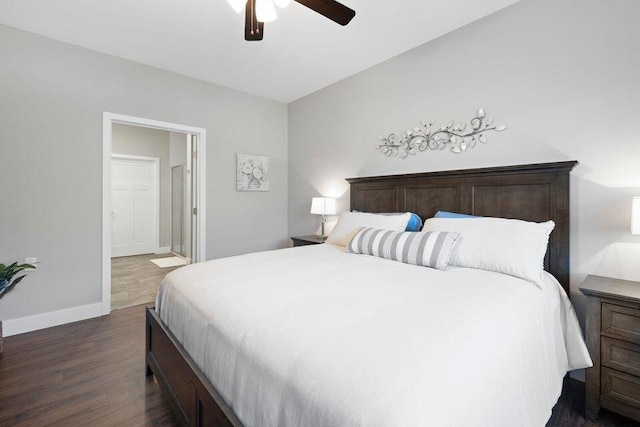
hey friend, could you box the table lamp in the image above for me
[310,197,336,237]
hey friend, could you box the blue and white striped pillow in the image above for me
[347,228,460,271]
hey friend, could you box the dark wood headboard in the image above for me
[347,161,578,293]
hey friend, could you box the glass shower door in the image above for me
[171,165,187,257]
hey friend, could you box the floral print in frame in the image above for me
[236,153,269,192]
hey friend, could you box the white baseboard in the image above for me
[155,246,171,254]
[2,302,103,337]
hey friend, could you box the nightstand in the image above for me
[291,235,327,247]
[580,275,640,422]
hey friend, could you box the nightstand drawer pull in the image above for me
[602,337,640,377]
[602,303,640,343]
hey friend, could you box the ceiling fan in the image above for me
[226,0,356,41]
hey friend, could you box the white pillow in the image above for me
[421,217,555,284]
[327,211,411,247]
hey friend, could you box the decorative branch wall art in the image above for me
[377,108,506,159]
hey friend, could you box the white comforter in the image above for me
[156,243,591,427]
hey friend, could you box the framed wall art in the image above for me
[236,153,269,192]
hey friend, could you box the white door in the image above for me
[111,155,159,258]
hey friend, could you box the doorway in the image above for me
[102,113,207,315]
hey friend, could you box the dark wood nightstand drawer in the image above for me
[602,337,640,377]
[292,239,318,247]
[602,303,640,343]
[601,367,640,419]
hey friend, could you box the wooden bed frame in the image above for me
[146,160,578,426]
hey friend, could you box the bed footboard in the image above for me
[145,307,242,427]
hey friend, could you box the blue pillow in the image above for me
[434,211,479,219]
[406,213,423,231]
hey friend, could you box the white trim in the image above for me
[3,303,103,337]
[103,112,207,315]
[194,135,206,263]
[111,153,160,162]
[111,154,160,257]
[155,246,171,254]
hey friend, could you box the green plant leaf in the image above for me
[0,275,26,300]
[0,262,35,280]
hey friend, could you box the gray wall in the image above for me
[288,0,640,330]
[170,132,188,168]
[0,24,287,321]
[112,123,171,249]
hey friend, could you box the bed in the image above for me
[145,160,590,427]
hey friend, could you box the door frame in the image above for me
[102,112,207,315]
[110,154,160,257]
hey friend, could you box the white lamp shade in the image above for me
[226,0,246,13]
[310,197,336,215]
[273,0,292,7]
[256,0,277,22]
[633,197,640,235]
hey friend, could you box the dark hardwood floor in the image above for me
[1,304,638,426]
[548,379,639,426]
[0,304,177,426]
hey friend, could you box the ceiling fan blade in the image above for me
[294,0,355,26]
[245,0,264,41]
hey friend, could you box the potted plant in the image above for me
[0,262,36,354]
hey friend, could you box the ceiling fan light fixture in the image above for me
[256,0,277,22]
[226,0,246,14]
[243,0,356,41]
[272,0,292,8]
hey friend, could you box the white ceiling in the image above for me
[0,0,521,103]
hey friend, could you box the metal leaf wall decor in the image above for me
[377,108,507,159]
